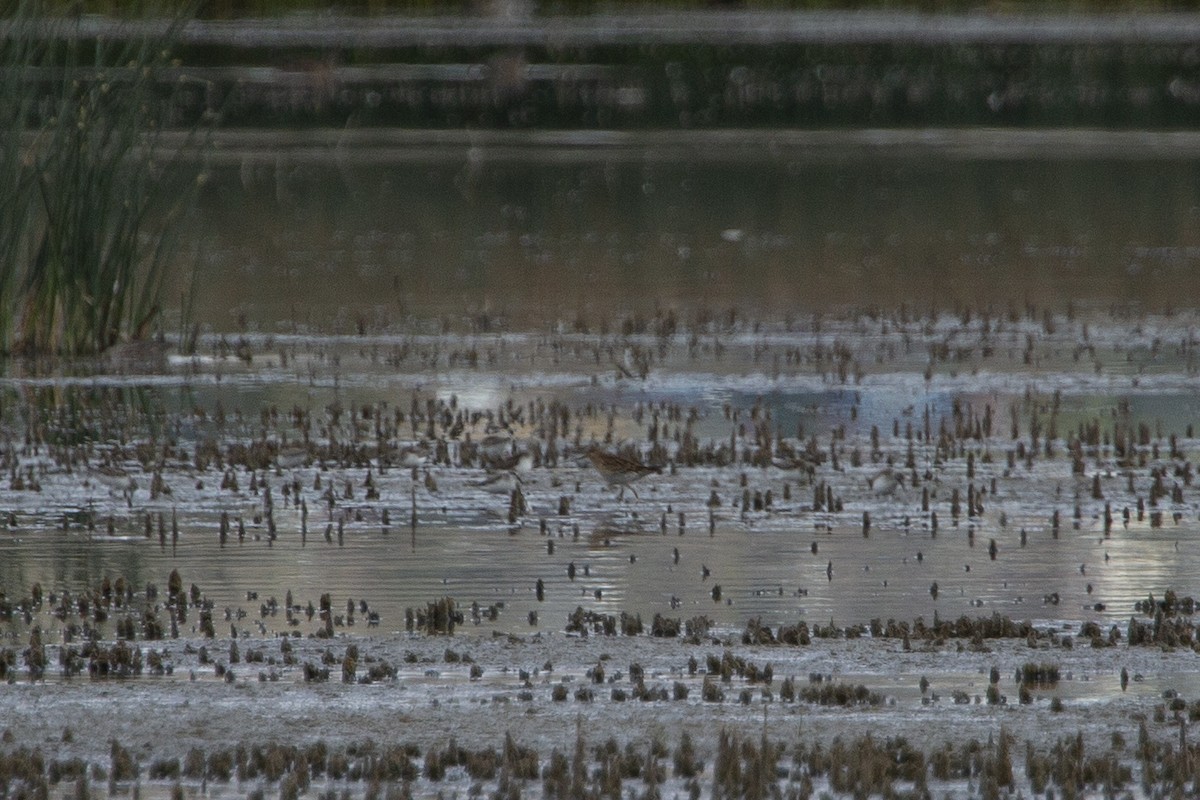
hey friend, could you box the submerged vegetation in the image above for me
[3,302,1200,796]
[0,1,205,357]
[5,567,1200,798]
[0,724,1183,800]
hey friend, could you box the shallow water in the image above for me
[0,500,1193,638]
[182,130,1200,334]
[3,314,1200,639]
[5,132,1200,799]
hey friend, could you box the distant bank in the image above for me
[15,11,1200,128]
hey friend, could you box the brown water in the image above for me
[183,130,1200,335]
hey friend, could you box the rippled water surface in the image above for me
[4,131,1200,640]
[184,131,1200,333]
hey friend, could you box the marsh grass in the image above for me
[0,1,207,357]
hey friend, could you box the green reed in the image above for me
[0,1,206,357]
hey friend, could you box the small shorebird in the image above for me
[470,470,523,495]
[398,442,431,469]
[480,432,513,459]
[867,466,905,496]
[586,447,661,500]
[93,465,138,507]
[771,449,820,472]
[276,443,309,470]
[490,450,533,475]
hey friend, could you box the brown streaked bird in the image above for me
[586,447,661,500]
[867,466,904,496]
[93,464,138,507]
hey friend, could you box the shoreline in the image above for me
[14,10,1200,131]
[36,10,1200,47]
[169,127,1200,164]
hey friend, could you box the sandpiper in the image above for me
[93,465,138,507]
[470,470,523,495]
[398,442,431,469]
[276,443,309,470]
[480,432,513,459]
[867,466,904,496]
[586,447,661,500]
[490,450,533,475]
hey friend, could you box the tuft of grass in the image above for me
[1020,661,1062,687]
[0,0,209,357]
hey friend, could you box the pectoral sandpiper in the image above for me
[93,465,138,507]
[470,470,523,495]
[586,447,661,500]
[867,466,905,496]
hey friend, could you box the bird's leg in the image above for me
[628,484,640,500]
[618,486,625,502]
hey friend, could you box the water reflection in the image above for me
[2,504,1197,638]
[182,137,1200,334]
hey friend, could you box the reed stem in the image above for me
[0,1,207,357]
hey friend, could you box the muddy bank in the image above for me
[2,628,1200,798]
